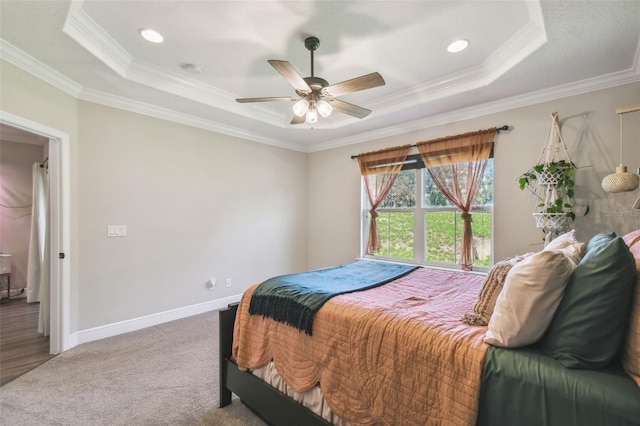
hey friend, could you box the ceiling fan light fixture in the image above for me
[236,36,385,125]
[316,100,332,118]
[447,39,469,53]
[293,99,309,117]
[139,28,164,44]
[305,107,318,124]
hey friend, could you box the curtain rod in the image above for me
[40,157,48,168]
[350,125,509,159]
[616,104,640,115]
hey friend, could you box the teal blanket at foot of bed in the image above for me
[248,259,419,335]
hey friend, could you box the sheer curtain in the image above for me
[416,128,495,271]
[357,145,412,255]
[26,163,50,335]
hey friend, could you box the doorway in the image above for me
[0,111,71,355]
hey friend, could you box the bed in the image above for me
[219,232,640,426]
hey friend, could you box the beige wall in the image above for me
[1,60,308,334]
[307,82,640,269]
[76,102,308,329]
[0,140,45,290]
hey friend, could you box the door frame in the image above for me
[0,110,71,354]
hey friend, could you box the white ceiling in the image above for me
[1,0,639,152]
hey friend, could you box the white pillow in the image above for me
[484,249,579,348]
[550,240,585,265]
[544,229,578,251]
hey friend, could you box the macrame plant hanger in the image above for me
[531,112,574,246]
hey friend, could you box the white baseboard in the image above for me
[70,294,243,347]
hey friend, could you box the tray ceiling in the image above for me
[1,0,638,152]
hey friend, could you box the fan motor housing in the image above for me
[296,76,329,97]
[305,36,320,52]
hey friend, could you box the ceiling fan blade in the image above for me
[236,96,296,103]
[329,99,372,119]
[268,60,312,95]
[322,72,385,98]
[290,115,306,125]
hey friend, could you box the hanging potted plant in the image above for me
[519,159,576,190]
[518,160,577,236]
[519,112,585,244]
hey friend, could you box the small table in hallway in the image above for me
[0,271,10,303]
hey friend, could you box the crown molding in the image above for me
[61,0,548,133]
[0,37,302,150]
[314,36,639,153]
[2,35,638,155]
[363,2,547,121]
[62,1,287,127]
[62,0,132,77]
[78,89,305,152]
[482,20,547,85]
[308,66,640,153]
[0,39,83,97]
[126,61,284,124]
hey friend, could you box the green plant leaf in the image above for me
[519,177,528,190]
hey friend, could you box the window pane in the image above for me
[423,159,494,207]
[381,170,416,208]
[475,160,494,206]
[424,211,492,266]
[423,171,453,207]
[374,212,414,259]
[472,211,492,267]
[425,211,459,264]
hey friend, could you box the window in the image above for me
[362,159,493,269]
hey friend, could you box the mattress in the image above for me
[251,362,352,426]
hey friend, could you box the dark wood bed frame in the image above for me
[218,303,333,425]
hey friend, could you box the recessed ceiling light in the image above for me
[447,39,469,53]
[139,28,164,44]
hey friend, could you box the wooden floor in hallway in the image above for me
[0,297,54,386]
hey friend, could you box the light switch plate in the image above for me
[107,225,127,237]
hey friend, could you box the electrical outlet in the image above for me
[225,278,231,288]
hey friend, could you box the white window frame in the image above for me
[360,167,493,272]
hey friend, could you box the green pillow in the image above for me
[583,231,616,252]
[541,233,637,369]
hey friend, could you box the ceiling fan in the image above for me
[236,36,385,125]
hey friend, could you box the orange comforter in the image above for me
[233,267,489,426]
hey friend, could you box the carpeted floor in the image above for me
[0,311,266,426]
